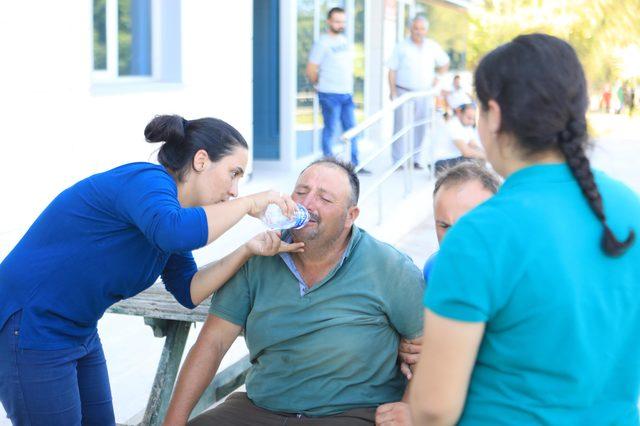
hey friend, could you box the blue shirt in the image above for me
[425,164,640,425]
[0,163,208,349]
[422,252,438,285]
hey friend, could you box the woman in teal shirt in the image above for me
[409,34,640,425]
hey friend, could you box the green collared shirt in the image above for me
[209,226,425,416]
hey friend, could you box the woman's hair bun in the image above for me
[144,115,187,145]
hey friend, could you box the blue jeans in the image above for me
[318,92,359,165]
[0,311,115,425]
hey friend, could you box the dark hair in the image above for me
[327,7,345,19]
[434,161,501,197]
[474,33,634,257]
[144,115,248,182]
[303,157,360,206]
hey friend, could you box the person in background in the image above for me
[410,33,640,425]
[616,82,626,114]
[0,115,303,425]
[600,83,612,113]
[433,103,485,173]
[445,75,472,117]
[423,162,500,282]
[388,15,450,170]
[383,163,500,426]
[306,8,369,173]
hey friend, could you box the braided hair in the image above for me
[474,34,635,257]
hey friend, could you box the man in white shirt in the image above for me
[445,75,472,116]
[434,102,485,173]
[388,15,449,169]
[307,7,368,172]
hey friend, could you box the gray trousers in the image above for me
[392,86,432,163]
[188,392,376,426]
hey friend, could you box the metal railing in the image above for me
[340,89,438,224]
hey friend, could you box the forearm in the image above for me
[307,70,318,85]
[460,147,484,159]
[389,71,398,98]
[190,244,252,305]
[460,144,485,159]
[466,147,486,159]
[306,63,319,85]
[411,411,456,426]
[202,197,253,244]
[409,375,460,426]
[408,311,483,426]
[436,64,449,74]
[164,341,224,425]
[454,141,484,159]
[466,142,486,159]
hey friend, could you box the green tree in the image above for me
[467,0,640,86]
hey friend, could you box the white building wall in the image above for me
[0,0,254,258]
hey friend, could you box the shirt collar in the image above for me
[501,163,574,192]
[281,226,361,258]
[342,225,361,258]
[279,226,361,293]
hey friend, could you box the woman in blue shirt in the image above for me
[408,34,640,425]
[0,115,303,425]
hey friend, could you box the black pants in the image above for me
[188,392,376,426]
[435,156,470,174]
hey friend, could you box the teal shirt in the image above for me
[210,226,425,416]
[425,164,640,425]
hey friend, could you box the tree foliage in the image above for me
[467,0,640,86]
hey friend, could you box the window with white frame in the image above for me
[93,0,182,84]
[93,0,164,81]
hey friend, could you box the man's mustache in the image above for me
[308,212,320,222]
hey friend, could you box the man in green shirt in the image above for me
[165,158,425,425]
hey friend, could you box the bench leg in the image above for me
[141,319,191,426]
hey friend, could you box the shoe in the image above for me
[413,163,424,170]
[357,168,372,175]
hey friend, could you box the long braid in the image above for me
[474,34,636,256]
[557,120,635,257]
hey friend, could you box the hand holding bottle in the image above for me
[245,190,297,220]
[245,231,305,256]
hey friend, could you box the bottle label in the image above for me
[293,206,309,229]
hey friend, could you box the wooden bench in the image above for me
[107,283,250,426]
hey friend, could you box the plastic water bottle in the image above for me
[262,203,310,230]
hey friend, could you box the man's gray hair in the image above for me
[412,15,429,30]
[433,161,501,197]
[302,157,360,206]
